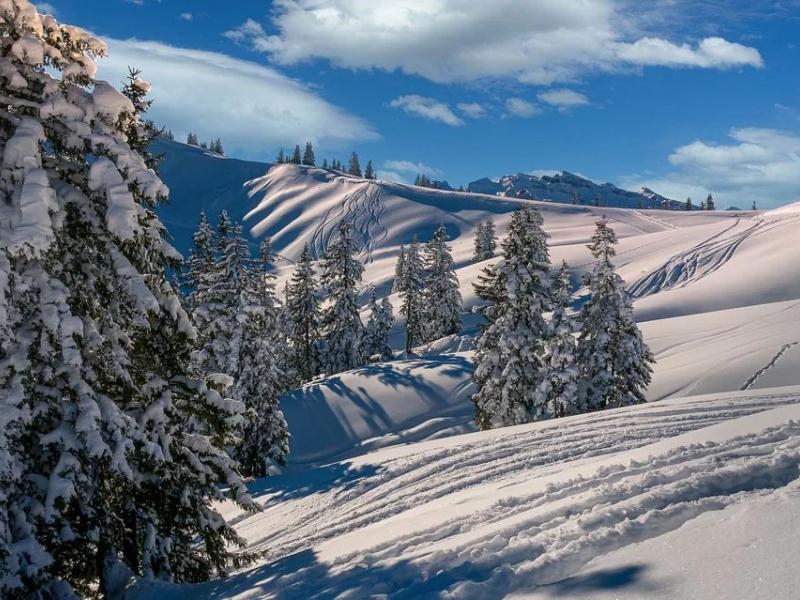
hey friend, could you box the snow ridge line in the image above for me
[741,341,800,391]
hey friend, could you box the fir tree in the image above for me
[234,239,290,477]
[473,218,497,261]
[423,225,462,341]
[187,131,198,145]
[184,211,217,315]
[302,141,315,166]
[286,244,321,382]
[320,221,365,373]
[706,193,715,210]
[364,160,375,179]
[322,158,329,169]
[0,7,254,597]
[577,218,654,410]
[276,148,286,164]
[363,293,395,361]
[395,238,426,353]
[291,144,302,165]
[348,152,362,177]
[473,207,552,429]
[543,262,582,417]
[685,197,693,211]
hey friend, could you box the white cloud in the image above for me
[457,102,487,119]
[382,160,443,177]
[389,95,463,126]
[622,128,800,208]
[376,170,410,184]
[34,2,57,14]
[95,39,377,159]
[537,88,590,110]
[225,0,763,85]
[505,97,540,118]
[179,12,193,21]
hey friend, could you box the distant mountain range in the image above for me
[467,171,679,209]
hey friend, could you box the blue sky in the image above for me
[46,1,800,207]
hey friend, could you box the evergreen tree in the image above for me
[322,158,329,169]
[120,67,159,170]
[395,238,426,353]
[0,7,253,597]
[543,262,582,417]
[685,197,693,211]
[320,221,365,373]
[276,148,286,164]
[706,193,715,210]
[473,207,552,429]
[363,293,395,361]
[234,239,290,477]
[184,211,217,315]
[302,141,315,166]
[291,144,302,164]
[752,200,757,211]
[187,131,198,145]
[422,225,462,341]
[212,138,224,155]
[348,152,362,177]
[364,160,375,179]
[577,218,654,410]
[286,245,321,382]
[392,244,407,293]
[200,140,208,150]
[473,218,497,261]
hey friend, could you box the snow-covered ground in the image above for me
[144,143,800,597]
[131,387,800,599]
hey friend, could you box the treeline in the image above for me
[276,142,376,179]
[469,209,654,427]
[185,131,225,154]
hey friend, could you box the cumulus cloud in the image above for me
[95,39,377,159]
[537,88,590,110]
[389,95,464,126]
[622,128,800,208]
[505,98,540,118]
[457,102,487,119]
[225,0,763,85]
[179,12,193,21]
[383,160,443,177]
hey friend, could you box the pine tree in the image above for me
[322,158,329,169]
[752,200,757,211]
[363,293,395,361]
[212,138,224,155]
[473,207,552,429]
[187,131,198,145]
[276,148,286,164]
[302,141,315,166]
[286,244,321,382]
[0,7,254,597]
[395,238,426,353]
[577,218,654,411]
[685,197,693,211]
[706,193,715,210]
[291,144,302,164]
[234,238,290,477]
[543,262,582,417]
[348,152,362,177]
[364,160,375,179]
[473,218,497,261]
[184,210,217,315]
[121,67,159,170]
[320,221,365,373]
[422,225,462,341]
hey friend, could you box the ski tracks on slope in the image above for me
[741,341,800,391]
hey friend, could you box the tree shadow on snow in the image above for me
[536,564,664,597]
[245,461,381,504]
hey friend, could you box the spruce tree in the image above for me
[685,197,693,211]
[422,225,462,341]
[364,160,375,179]
[473,207,552,429]
[543,262,582,417]
[187,131,198,145]
[364,293,395,361]
[276,148,286,164]
[706,193,715,210]
[320,221,365,374]
[473,218,497,261]
[322,158,329,169]
[348,152,362,177]
[0,6,253,597]
[302,141,315,166]
[291,144,302,164]
[395,238,426,353]
[184,210,217,315]
[577,218,654,410]
[286,244,321,382]
[234,239,290,477]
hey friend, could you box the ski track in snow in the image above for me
[208,392,800,599]
[740,342,800,391]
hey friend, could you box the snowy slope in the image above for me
[129,387,800,599]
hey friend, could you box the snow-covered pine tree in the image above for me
[286,244,321,382]
[396,238,426,353]
[543,261,582,417]
[473,207,552,429]
[322,158,329,169]
[364,160,375,179]
[0,5,254,596]
[302,141,315,166]
[363,293,395,361]
[348,152,362,177]
[422,225,462,341]
[291,144,302,164]
[320,221,365,373]
[276,148,286,163]
[473,218,497,261]
[392,244,406,293]
[577,218,654,410]
[187,131,198,145]
[184,210,217,313]
[234,238,290,477]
